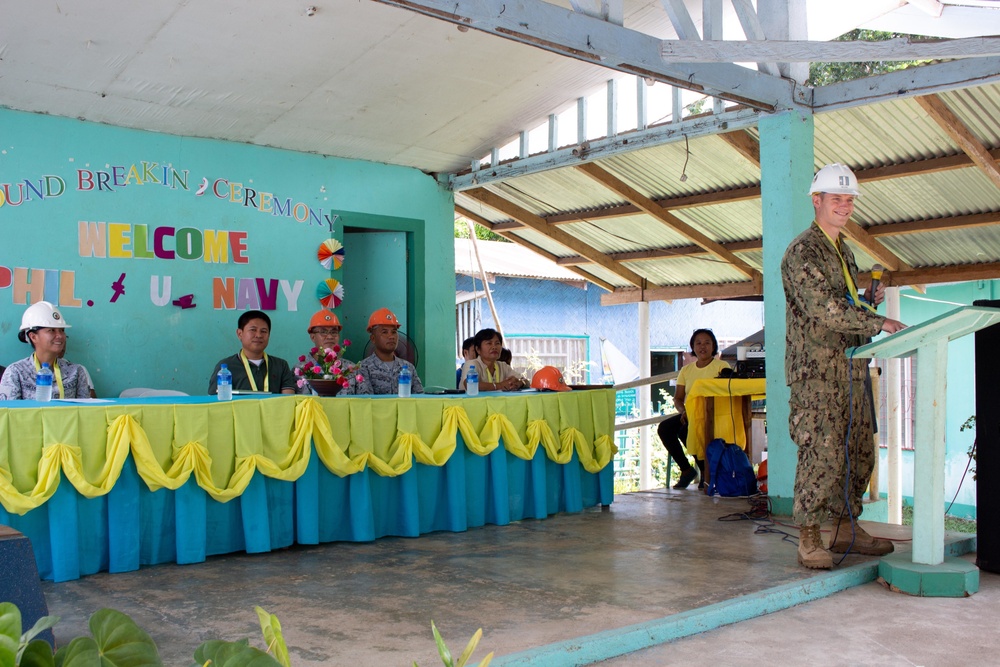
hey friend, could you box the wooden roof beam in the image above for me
[575,162,761,280]
[718,130,761,168]
[842,221,912,272]
[461,190,649,288]
[884,261,1000,287]
[456,206,617,292]
[600,277,762,305]
[916,94,1000,191]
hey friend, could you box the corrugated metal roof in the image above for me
[454,238,584,282]
[464,81,1000,299]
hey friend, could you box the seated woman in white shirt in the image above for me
[458,328,527,392]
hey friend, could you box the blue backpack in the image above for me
[706,438,758,497]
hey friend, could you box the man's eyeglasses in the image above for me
[312,328,340,335]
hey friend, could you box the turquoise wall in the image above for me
[0,110,456,396]
[876,280,999,519]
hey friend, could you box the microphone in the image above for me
[868,264,884,306]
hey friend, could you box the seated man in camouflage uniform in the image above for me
[348,307,423,395]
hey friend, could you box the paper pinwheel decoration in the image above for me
[317,238,345,270]
[315,278,344,308]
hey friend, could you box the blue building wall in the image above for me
[456,274,764,380]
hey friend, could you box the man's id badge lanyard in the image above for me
[239,350,270,393]
[816,222,877,314]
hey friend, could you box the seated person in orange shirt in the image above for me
[458,328,527,392]
[657,329,730,489]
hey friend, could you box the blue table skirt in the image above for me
[1,439,613,581]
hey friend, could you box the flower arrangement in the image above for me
[293,340,362,392]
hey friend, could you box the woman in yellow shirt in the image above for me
[657,329,730,489]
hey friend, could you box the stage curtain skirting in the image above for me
[0,392,616,581]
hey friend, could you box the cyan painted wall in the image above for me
[876,280,1000,519]
[455,274,764,380]
[0,110,455,395]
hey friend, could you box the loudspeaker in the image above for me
[974,299,1000,573]
[0,526,54,646]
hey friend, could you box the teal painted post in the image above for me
[913,338,948,565]
[758,109,815,515]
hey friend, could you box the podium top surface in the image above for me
[848,305,1000,359]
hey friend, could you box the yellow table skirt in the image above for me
[0,391,617,515]
[684,378,766,459]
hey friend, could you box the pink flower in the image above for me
[325,351,335,363]
[293,367,302,376]
[338,377,349,387]
[310,347,319,355]
[312,365,322,374]
[333,344,341,353]
[296,378,307,388]
[343,339,352,347]
[298,355,307,363]
[355,374,364,382]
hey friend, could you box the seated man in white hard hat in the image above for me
[0,301,95,401]
[347,307,423,395]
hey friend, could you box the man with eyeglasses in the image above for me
[307,309,344,351]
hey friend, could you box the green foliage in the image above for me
[454,216,507,243]
[808,30,929,86]
[413,621,493,667]
[961,415,977,481]
[193,639,282,666]
[255,606,291,667]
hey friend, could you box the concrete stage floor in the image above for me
[39,488,988,666]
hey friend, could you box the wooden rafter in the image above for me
[600,278,762,305]
[461,189,648,288]
[916,94,1000,190]
[574,162,761,280]
[718,130,760,167]
[842,221,912,273]
[882,262,1000,287]
[455,205,617,292]
[867,211,1000,237]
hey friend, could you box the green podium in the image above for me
[849,305,1000,596]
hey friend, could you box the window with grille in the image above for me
[505,335,592,383]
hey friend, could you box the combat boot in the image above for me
[797,524,833,570]
[828,518,894,555]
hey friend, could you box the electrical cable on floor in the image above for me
[717,494,800,546]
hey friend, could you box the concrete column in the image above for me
[638,301,652,490]
[758,109,815,516]
[885,287,903,524]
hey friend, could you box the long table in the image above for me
[0,391,616,581]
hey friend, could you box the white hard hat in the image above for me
[18,301,71,343]
[809,163,861,197]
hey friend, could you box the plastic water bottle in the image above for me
[217,363,233,401]
[466,363,479,397]
[398,364,411,398]
[36,363,53,402]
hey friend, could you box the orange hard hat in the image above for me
[531,366,571,392]
[308,309,341,332]
[367,307,401,332]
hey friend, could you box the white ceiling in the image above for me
[2,0,998,177]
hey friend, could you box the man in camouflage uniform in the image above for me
[781,163,906,569]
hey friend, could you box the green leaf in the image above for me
[18,640,55,667]
[430,622,452,667]
[454,628,482,667]
[193,640,283,667]
[87,608,163,666]
[478,652,495,667]
[56,637,100,667]
[0,602,21,667]
[253,607,290,667]
[18,615,60,664]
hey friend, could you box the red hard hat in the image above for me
[308,310,341,332]
[367,307,401,332]
[531,366,571,392]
